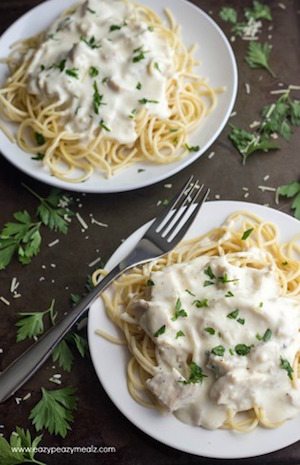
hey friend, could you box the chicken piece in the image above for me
[147,368,198,411]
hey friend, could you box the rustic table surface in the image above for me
[0,0,299,464]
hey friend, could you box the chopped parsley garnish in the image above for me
[180,362,207,385]
[241,228,254,240]
[176,330,185,339]
[31,153,44,161]
[80,35,101,49]
[193,299,208,308]
[35,132,45,146]
[237,318,245,325]
[128,109,137,119]
[204,327,215,335]
[54,59,66,72]
[184,143,200,152]
[109,24,122,31]
[225,291,234,298]
[136,82,142,90]
[256,328,272,342]
[93,82,106,114]
[87,7,96,14]
[89,66,99,77]
[146,279,155,286]
[235,344,252,356]
[229,126,279,165]
[211,345,225,356]
[148,25,154,31]
[99,119,111,132]
[227,309,239,319]
[245,1,272,21]
[280,357,293,380]
[204,280,214,287]
[259,301,264,308]
[40,64,45,71]
[154,62,161,72]
[229,348,234,356]
[218,273,239,284]
[138,98,159,104]
[185,289,196,297]
[133,47,148,63]
[154,325,166,337]
[65,68,79,79]
[204,266,215,280]
[171,298,188,321]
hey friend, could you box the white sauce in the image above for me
[27,0,174,144]
[130,249,300,429]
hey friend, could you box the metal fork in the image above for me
[0,176,209,403]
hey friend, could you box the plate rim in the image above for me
[0,0,238,193]
[88,200,300,459]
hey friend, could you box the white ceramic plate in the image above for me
[88,201,300,458]
[0,0,237,193]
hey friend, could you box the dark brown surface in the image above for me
[0,0,300,464]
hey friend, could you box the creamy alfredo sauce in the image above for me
[130,249,300,429]
[27,0,174,144]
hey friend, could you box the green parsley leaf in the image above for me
[245,1,272,21]
[180,362,207,384]
[245,42,275,77]
[109,24,122,31]
[172,298,188,321]
[33,187,72,234]
[241,228,254,240]
[54,59,66,72]
[175,330,185,339]
[89,66,99,77]
[93,81,106,114]
[154,325,166,337]
[218,273,239,284]
[52,340,74,372]
[229,126,279,164]
[132,47,148,63]
[280,357,293,380]
[71,333,88,357]
[29,387,78,438]
[80,35,101,49]
[0,427,44,465]
[16,299,56,342]
[99,119,111,132]
[204,280,214,287]
[65,68,79,79]
[237,318,245,325]
[87,7,96,14]
[185,289,196,296]
[31,153,44,161]
[154,62,161,72]
[229,348,234,356]
[204,327,215,335]
[138,98,159,104]
[227,309,239,319]
[35,132,45,146]
[211,345,225,356]
[136,82,142,90]
[0,210,41,269]
[193,299,209,308]
[184,143,200,152]
[235,344,252,356]
[204,265,215,280]
[225,291,234,297]
[277,180,300,220]
[261,93,293,140]
[256,328,272,342]
[147,279,155,286]
[219,6,237,23]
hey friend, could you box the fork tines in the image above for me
[154,175,210,244]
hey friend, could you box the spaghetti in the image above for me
[93,211,300,432]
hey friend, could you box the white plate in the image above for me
[0,0,237,193]
[88,201,300,458]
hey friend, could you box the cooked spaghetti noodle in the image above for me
[93,211,300,432]
[0,0,220,182]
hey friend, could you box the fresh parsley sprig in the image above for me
[0,427,45,465]
[229,126,279,164]
[277,180,300,220]
[180,362,207,385]
[245,42,275,77]
[29,387,78,438]
[16,299,56,342]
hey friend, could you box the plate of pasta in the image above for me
[0,0,237,192]
[88,201,300,458]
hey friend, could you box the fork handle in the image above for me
[0,263,123,403]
